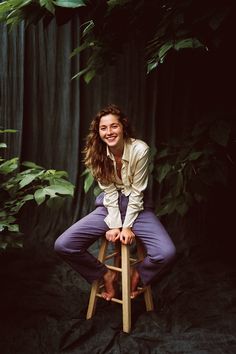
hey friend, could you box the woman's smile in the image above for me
[99,114,124,153]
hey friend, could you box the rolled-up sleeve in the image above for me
[122,148,149,228]
[98,181,122,229]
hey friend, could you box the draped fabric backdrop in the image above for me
[0,14,236,354]
[1,16,234,238]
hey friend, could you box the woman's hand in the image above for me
[120,227,135,245]
[105,228,120,242]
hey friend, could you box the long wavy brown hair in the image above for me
[83,104,132,185]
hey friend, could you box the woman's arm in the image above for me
[98,181,122,229]
[122,148,149,228]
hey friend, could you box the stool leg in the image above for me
[136,240,154,312]
[86,238,108,319]
[121,244,131,333]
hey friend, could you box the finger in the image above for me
[120,236,125,244]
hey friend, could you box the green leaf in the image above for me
[8,224,20,232]
[174,171,183,196]
[22,194,34,202]
[71,67,90,80]
[174,38,204,51]
[0,143,7,148]
[54,0,86,9]
[34,189,46,205]
[188,151,202,161]
[45,184,74,196]
[19,173,41,189]
[53,170,68,178]
[158,42,173,63]
[157,198,177,216]
[209,120,230,146]
[147,60,158,74]
[40,0,55,14]
[0,129,17,133]
[93,185,102,197]
[70,41,94,58]
[82,20,94,37]
[84,171,94,193]
[34,185,74,205]
[48,177,73,191]
[107,0,130,10]
[81,168,90,176]
[155,163,172,184]
[21,161,44,169]
[84,69,96,84]
[0,157,19,174]
[176,201,189,216]
[156,148,171,159]
[0,241,8,250]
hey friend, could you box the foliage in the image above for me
[82,118,234,218]
[0,0,234,82]
[82,168,101,196]
[0,0,86,25]
[0,130,75,250]
[154,119,233,217]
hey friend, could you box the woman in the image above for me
[54,104,176,300]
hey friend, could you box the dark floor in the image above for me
[0,233,236,354]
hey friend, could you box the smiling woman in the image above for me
[54,104,176,301]
[99,115,124,150]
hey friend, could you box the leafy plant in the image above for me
[0,130,74,250]
[82,119,234,219]
[154,119,233,217]
[0,0,234,82]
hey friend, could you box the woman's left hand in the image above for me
[120,227,135,245]
[105,228,121,242]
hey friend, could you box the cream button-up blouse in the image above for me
[98,138,150,229]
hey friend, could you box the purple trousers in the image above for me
[54,193,176,285]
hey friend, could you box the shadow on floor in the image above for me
[0,238,236,354]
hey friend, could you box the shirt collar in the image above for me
[106,139,132,162]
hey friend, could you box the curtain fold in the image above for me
[0,24,25,158]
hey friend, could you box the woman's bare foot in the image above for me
[131,268,141,298]
[102,269,117,301]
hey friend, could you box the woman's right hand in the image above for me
[105,228,120,242]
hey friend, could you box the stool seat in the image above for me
[86,237,154,333]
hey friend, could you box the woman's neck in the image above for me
[109,144,124,158]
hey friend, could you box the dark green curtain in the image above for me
[1,14,236,354]
[0,24,24,157]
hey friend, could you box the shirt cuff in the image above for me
[104,207,122,229]
[122,208,142,228]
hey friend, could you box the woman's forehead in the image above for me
[99,114,120,126]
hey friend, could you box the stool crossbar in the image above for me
[86,237,154,333]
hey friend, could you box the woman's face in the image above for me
[99,114,124,152]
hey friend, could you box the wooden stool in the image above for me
[86,237,154,333]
